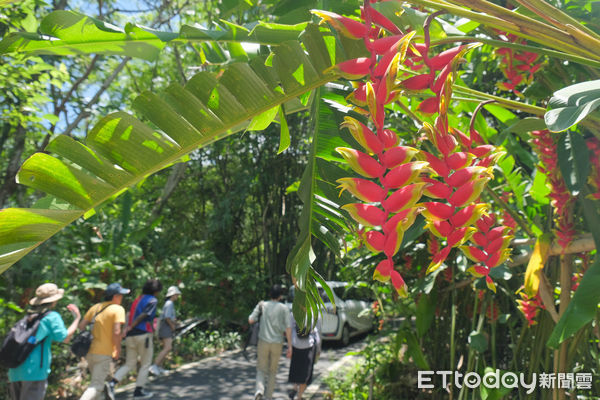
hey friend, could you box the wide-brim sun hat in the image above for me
[166,286,181,297]
[29,283,64,306]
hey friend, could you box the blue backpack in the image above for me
[0,311,48,368]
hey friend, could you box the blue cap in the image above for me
[105,283,130,297]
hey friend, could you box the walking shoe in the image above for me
[149,364,160,376]
[104,381,116,400]
[133,388,153,399]
[288,389,297,399]
[254,391,263,400]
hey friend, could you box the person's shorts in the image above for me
[158,320,174,339]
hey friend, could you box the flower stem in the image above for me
[430,36,600,69]
[484,186,536,237]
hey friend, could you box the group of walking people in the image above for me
[248,284,321,400]
[7,279,181,400]
[6,281,318,400]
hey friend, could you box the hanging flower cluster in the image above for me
[314,5,429,296]
[516,289,545,326]
[314,1,511,295]
[461,213,513,292]
[494,31,543,96]
[530,130,576,250]
[586,137,600,199]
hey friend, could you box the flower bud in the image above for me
[312,10,368,39]
[336,147,385,178]
[383,182,428,213]
[336,177,386,203]
[380,146,420,169]
[342,203,386,227]
[341,116,383,154]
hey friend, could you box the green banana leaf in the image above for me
[0,10,308,61]
[0,23,368,274]
[286,88,359,326]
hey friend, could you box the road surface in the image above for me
[114,337,366,400]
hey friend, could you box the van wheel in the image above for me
[341,324,350,346]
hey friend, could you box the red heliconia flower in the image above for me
[461,212,513,292]
[328,57,373,80]
[336,147,385,178]
[427,45,466,70]
[450,204,489,228]
[337,177,387,203]
[342,203,386,227]
[347,82,368,106]
[417,96,439,114]
[420,150,450,177]
[380,129,400,149]
[364,6,402,35]
[383,182,429,213]
[448,177,490,207]
[380,145,420,169]
[494,32,542,94]
[571,272,583,292]
[442,266,453,282]
[341,116,384,154]
[374,258,394,281]
[445,151,475,170]
[467,264,497,292]
[446,166,492,188]
[486,302,499,322]
[421,202,455,220]
[422,177,452,199]
[516,289,544,326]
[530,130,576,250]
[428,246,451,273]
[401,74,434,91]
[362,230,386,253]
[370,34,406,55]
[381,161,431,188]
[390,269,408,297]
[312,10,368,39]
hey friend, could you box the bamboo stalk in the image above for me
[454,85,547,116]
[430,36,600,69]
[406,0,600,60]
[514,0,600,42]
[442,0,600,59]
[509,234,595,267]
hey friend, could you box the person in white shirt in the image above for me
[248,284,292,400]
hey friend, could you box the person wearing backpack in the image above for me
[248,284,292,400]
[106,278,162,399]
[79,282,129,400]
[7,283,81,400]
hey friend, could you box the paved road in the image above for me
[114,337,366,400]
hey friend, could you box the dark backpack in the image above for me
[0,311,49,369]
[296,325,311,338]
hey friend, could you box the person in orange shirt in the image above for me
[78,283,129,400]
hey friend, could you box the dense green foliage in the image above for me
[2,0,600,399]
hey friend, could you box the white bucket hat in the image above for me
[29,283,64,306]
[166,286,181,298]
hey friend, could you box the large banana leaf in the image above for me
[0,10,308,61]
[286,89,358,327]
[0,23,369,274]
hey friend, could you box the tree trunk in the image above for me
[0,124,26,207]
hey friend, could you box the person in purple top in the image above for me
[106,279,162,400]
